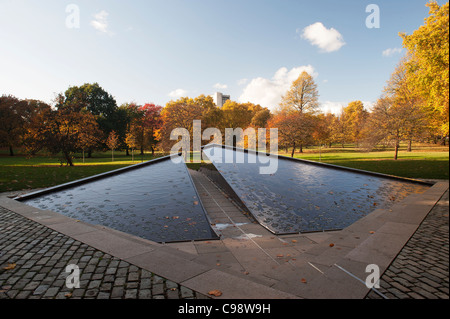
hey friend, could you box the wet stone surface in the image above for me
[203,146,430,234]
[20,158,218,243]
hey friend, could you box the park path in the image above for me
[0,171,448,299]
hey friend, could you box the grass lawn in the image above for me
[0,149,163,193]
[0,143,448,193]
[282,143,449,180]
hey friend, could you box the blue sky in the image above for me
[0,0,441,114]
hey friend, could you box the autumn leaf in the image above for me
[369,231,375,234]
[4,263,16,270]
[300,278,307,284]
[329,243,335,247]
[208,289,222,297]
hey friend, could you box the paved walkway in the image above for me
[365,188,449,299]
[0,205,209,299]
[0,169,448,299]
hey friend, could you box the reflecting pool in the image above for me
[21,157,218,243]
[202,145,430,234]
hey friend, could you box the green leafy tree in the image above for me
[63,83,119,154]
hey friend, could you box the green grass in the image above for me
[282,144,449,180]
[0,143,448,193]
[0,149,163,192]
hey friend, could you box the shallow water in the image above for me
[202,146,430,234]
[22,158,218,243]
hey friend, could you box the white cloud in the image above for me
[238,65,317,110]
[237,78,248,86]
[213,83,228,90]
[90,10,111,34]
[320,100,375,115]
[300,22,345,53]
[168,88,188,98]
[382,48,403,57]
[320,101,346,115]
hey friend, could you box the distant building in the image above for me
[212,92,230,107]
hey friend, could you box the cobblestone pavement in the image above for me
[366,188,449,299]
[0,206,209,299]
[1,186,448,299]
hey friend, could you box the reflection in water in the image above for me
[22,158,218,243]
[203,146,430,234]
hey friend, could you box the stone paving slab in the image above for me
[0,206,209,299]
[0,172,448,299]
[186,171,448,299]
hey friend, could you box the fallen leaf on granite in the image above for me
[329,243,335,247]
[369,231,375,234]
[301,278,307,284]
[3,263,16,270]
[208,290,222,297]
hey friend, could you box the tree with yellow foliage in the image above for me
[400,1,449,140]
[279,71,319,114]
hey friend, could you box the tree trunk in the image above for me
[291,142,296,158]
[394,142,399,160]
[9,145,14,156]
[299,143,303,153]
[407,140,412,152]
[64,151,74,166]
